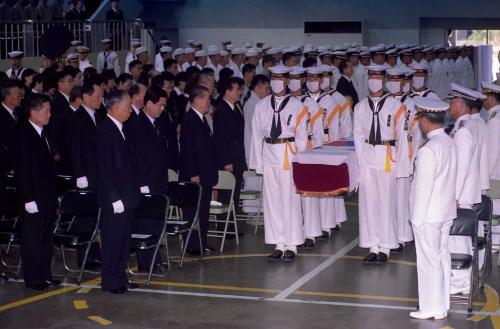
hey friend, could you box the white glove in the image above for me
[112,200,125,214]
[76,176,89,189]
[140,186,150,194]
[25,201,39,214]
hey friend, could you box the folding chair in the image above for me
[238,170,263,234]
[472,195,493,287]
[53,190,101,284]
[167,169,181,220]
[166,181,203,268]
[486,179,500,266]
[0,187,22,278]
[56,175,74,198]
[449,208,479,313]
[129,193,170,287]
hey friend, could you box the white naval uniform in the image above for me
[353,93,405,255]
[155,53,165,72]
[410,127,457,315]
[96,50,121,76]
[429,59,448,99]
[228,60,243,78]
[79,59,92,72]
[331,66,341,90]
[394,92,423,244]
[487,105,500,246]
[249,94,308,250]
[449,114,482,293]
[182,61,195,72]
[6,67,26,80]
[125,51,137,73]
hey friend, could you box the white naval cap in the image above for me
[318,64,335,73]
[66,53,79,63]
[305,66,323,75]
[268,65,292,75]
[135,46,148,55]
[192,40,202,46]
[448,83,484,101]
[409,63,429,72]
[481,81,500,94]
[71,40,82,46]
[262,43,272,50]
[173,48,184,57]
[316,46,328,53]
[183,47,195,55]
[414,97,449,113]
[303,47,318,54]
[100,38,112,44]
[186,39,195,45]
[265,47,280,55]
[289,66,305,76]
[220,50,229,56]
[131,41,142,47]
[404,68,416,77]
[207,45,219,54]
[366,65,387,75]
[77,46,90,53]
[386,68,407,78]
[385,48,398,56]
[8,51,24,59]
[159,38,171,45]
[231,48,246,55]
[245,48,258,57]
[369,46,385,54]
[423,47,434,53]
[194,50,207,57]
[243,41,253,48]
[160,46,172,53]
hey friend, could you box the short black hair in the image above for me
[142,64,154,73]
[419,111,446,125]
[55,68,73,83]
[189,85,209,103]
[242,64,256,76]
[144,85,168,106]
[69,86,82,103]
[20,68,37,82]
[220,76,244,95]
[302,57,316,68]
[0,79,19,101]
[116,73,132,85]
[151,74,166,89]
[81,76,102,96]
[339,60,351,74]
[26,93,51,111]
[162,71,175,82]
[262,54,275,65]
[129,59,142,71]
[218,67,234,81]
[128,82,145,98]
[101,69,116,83]
[83,67,98,83]
[200,67,214,76]
[282,52,294,63]
[174,72,188,86]
[64,65,81,78]
[163,59,177,71]
[42,74,58,93]
[185,66,201,79]
[250,74,270,91]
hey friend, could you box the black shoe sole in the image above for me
[267,257,282,262]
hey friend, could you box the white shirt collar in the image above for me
[223,98,235,110]
[471,112,481,119]
[70,104,78,112]
[31,89,39,94]
[59,90,70,104]
[342,74,351,82]
[29,119,43,137]
[107,114,125,139]
[174,87,182,96]
[191,107,204,121]
[132,104,141,115]
[82,104,96,123]
[454,113,470,128]
[2,102,15,119]
[144,111,155,125]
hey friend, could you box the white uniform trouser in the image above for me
[263,166,304,249]
[302,197,322,239]
[358,166,398,255]
[493,199,500,247]
[413,221,452,314]
[242,175,262,213]
[319,198,335,230]
[396,177,414,243]
[334,197,347,225]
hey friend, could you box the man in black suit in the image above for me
[336,59,359,108]
[157,87,179,172]
[179,86,218,254]
[126,86,169,271]
[96,90,139,294]
[17,94,59,291]
[126,82,146,125]
[106,0,124,20]
[0,80,21,178]
[47,68,75,175]
[213,77,247,214]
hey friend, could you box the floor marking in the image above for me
[73,299,89,310]
[130,279,280,294]
[77,287,92,294]
[88,315,112,325]
[468,284,500,329]
[272,238,359,300]
[293,291,418,302]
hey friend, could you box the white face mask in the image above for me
[412,76,425,89]
[288,79,302,92]
[306,81,319,93]
[320,77,330,90]
[368,78,383,93]
[402,82,410,92]
[270,79,285,94]
[386,81,401,94]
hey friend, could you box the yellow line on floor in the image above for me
[293,290,418,302]
[0,278,100,313]
[77,287,92,294]
[468,284,500,328]
[73,299,89,310]
[132,279,280,294]
[88,315,112,326]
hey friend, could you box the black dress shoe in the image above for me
[26,282,49,291]
[316,230,330,240]
[267,249,283,262]
[302,238,315,250]
[376,252,389,264]
[45,279,61,286]
[83,261,101,271]
[362,252,378,265]
[124,283,139,290]
[332,225,340,233]
[107,287,127,294]
[186,248,202,256]
[390,243,404,255]
[282,250,296,262]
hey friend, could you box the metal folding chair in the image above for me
[472,195,493,287]
[486,179,500,266]
[238,170,264,234]
[0,187,22,278]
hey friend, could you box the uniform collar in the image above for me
[427,127,445,139]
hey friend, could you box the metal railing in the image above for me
[0,19,144,59]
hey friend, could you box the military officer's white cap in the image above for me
[481,81,500,94]
[366,65,387,75]
[183,48,195,54]
[448,83,480,101]
[268,65,292,75]
[173,48,184,57]
[266,48,280,55]
[195,50,207,57]
[131,41,142,47]
[77,46,90,53]
[245,48,258,57]
[8,51,24,59]
[409,63,429,71]
[289,66,305,76]
[160,46,172,53]
[386,68,406,77]
[306,67,323,75]
[71,40,82,46]
[414,97,449,113]
[101,38,112,44]
[66,53,79,62]
[135,46,148,55]
[231,48,245,55]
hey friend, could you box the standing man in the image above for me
[105,0,124,20]
[96,90,139,294]
[6,51,26,80]
[17,94,59,291]
[353,65,405,264]
[96,38,121,77]
[409,97,457,320]
[0,80,21,179]
[409,63,440,100]
[336,59,359,108]
[249,66,308,262]
[179,86,218,254]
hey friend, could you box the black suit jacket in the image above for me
[16,122,57,211]
[213,101,247,172]
[168,92,189,126]
[336,76,359,108]
[106,8,124,20]
[0,105,18,174]
[179,109,218,188]
[69,106,100,190]
[157,109,179,171]
[124,108,139,126]
[47,91,73,173]
[125,111,169,194]
[96,116,139,209]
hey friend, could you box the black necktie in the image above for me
[40,128,51,153]
[202,115,212,135]
[103,52,109,70]
[270,95,290,142]
[242,90,251,107]
[153,119,161,136]
[367,95,388,145]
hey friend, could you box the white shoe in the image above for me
[409,311,447,320]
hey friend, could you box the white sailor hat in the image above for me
[397,43,409,49]
[360,46,369,52]
[282,47,295,54]
[77,46,90,53]
[131,40,142,47]
[409,63,429,72]
[207,44,219,51]
[160,46,172,53]
[173,48,184,57]
[385,48,398,56]
[245,48,258,57]
[101,38,112,44]
[195,50,207,58]
[369,46,385,54]
[332,51,346,58]
[318,51,332,58]
[347,47,360,55]
[183,47,195,55]
[220,50,229,56]
[386,68,406,78]
[192,40,202,47]
[399,48,413,55]
[318,64,335,74]
[243,42,253,48]
[262,43,272,50]
[186,39,195,45]
[289,66,305,76]
[265,47,280,55]
[231,48,246,55]
[413,46,424,52]
[423,47,434,53]
[414,97,449,113]
[225,43,234,51]
[360,51,371,57]
[8,51,24,59]
[366,65,387,75]
[303,47,318,54]
[268,65,292,75]
[159,38,171,45]
[448,83,482,101]
[66,53,79,63]
[404,69,416,78]
[317,46,327,53]
[207,46,220,56]
[135,46,148,55]
[481,81,500,94]
[71,40,82,46]
[305,67,323,76]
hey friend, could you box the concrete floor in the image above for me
[1,198,499,329]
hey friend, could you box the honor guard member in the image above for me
[228,48,245,78]
[409,97,457,320]
[66,53,80,69]
[181,48,195,72]
[155,46,173,73]
[124,40,142,73]
[6,51,26,80]
[447,83,482,295]
[353,65,405,264]
[194,50,208,70]
[96,38,121,76]
[78,46,92,72]
[173,48,185,73]
[249,65,308,262]
[469,89,489,193]
[386,68,421,252]
[409,63,440,100]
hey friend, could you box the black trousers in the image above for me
[20,209,56,286]
[183,185,212,250]
[100,206,134,291]
[132,218,163,271]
